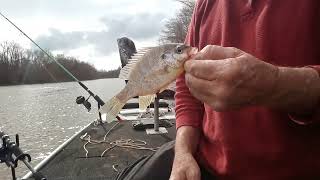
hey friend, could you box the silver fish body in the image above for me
[100,43,198,122]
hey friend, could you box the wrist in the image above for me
[175,149,194,156]
[266,66,320,114]
[175,126,200,155]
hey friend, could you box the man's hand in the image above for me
[184,45,320,115]
[170,126,201,180]
[184,45,279,111]
[169,152,200,180]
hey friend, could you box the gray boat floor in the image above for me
[28,120,176,180]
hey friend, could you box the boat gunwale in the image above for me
[22,121,92,179]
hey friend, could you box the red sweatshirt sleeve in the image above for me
[175,1,204,129]
[175,73,204,129]
[289,65,320,125]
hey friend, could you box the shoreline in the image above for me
[0,77,118,87]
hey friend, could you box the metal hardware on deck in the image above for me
[145,127,168,135]
[145,96,168,135]
[0,131,46,180]
[154,96,160,131]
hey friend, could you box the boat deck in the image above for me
[23,37,178,180]
[25,116,176,180]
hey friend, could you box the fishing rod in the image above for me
[0,12,122,122]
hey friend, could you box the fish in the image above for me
[100,43,198,123]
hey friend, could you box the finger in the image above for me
[184,59,226,80]
[185,73,215,98]
[188,86,210,104]
[192,45,243,60]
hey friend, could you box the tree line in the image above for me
[160,0,195,43]
[0,0,194,86]
[0,41,120,85]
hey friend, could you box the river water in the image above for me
[0,78,125,179]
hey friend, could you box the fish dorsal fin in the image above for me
[119,47,153,80]
[139,94,156,110]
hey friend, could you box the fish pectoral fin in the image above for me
[99,96,125,123]
[159,81,176,93]
[159,87,166,93]
[139,94,156,110]
[166,81,176,91]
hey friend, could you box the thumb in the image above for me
[192,45,243,60]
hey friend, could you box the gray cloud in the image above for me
[1,0,181,70]
[36,29,87,50]
[1,0,177,19]
[35,12,166,55]
[100,13,166,39]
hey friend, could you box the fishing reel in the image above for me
[0,131,46,180]
[76,96,92,112]
[0,133,30,168]
[75,82,108,128]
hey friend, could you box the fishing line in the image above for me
[0,12,79,82]
[0,11,123,122]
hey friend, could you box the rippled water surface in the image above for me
[0,78,125,179]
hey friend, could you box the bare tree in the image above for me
[160,0,195,43]
[0,41,119,85]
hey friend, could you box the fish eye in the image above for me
[176,45,186,54]
[176,47,183,54]
[161,53,167,59]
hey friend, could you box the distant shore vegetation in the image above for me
[0,41,120,85]
[1,0,194,86]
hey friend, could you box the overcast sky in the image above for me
[0,0,182,70]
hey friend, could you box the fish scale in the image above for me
[100,43,198,123]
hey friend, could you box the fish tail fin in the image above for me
[100,96,125,123]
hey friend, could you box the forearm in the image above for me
[265,67,320,115]
[175,73,204,128]
[175,126,200,155]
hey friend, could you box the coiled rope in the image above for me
[80,122,158,158]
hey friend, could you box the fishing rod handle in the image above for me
[94,95,105,106]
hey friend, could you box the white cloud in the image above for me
[93,53,122,71]
[0,0,182,70]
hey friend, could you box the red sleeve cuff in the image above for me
[289,65,320,125]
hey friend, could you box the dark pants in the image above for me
[116,141,215,180]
